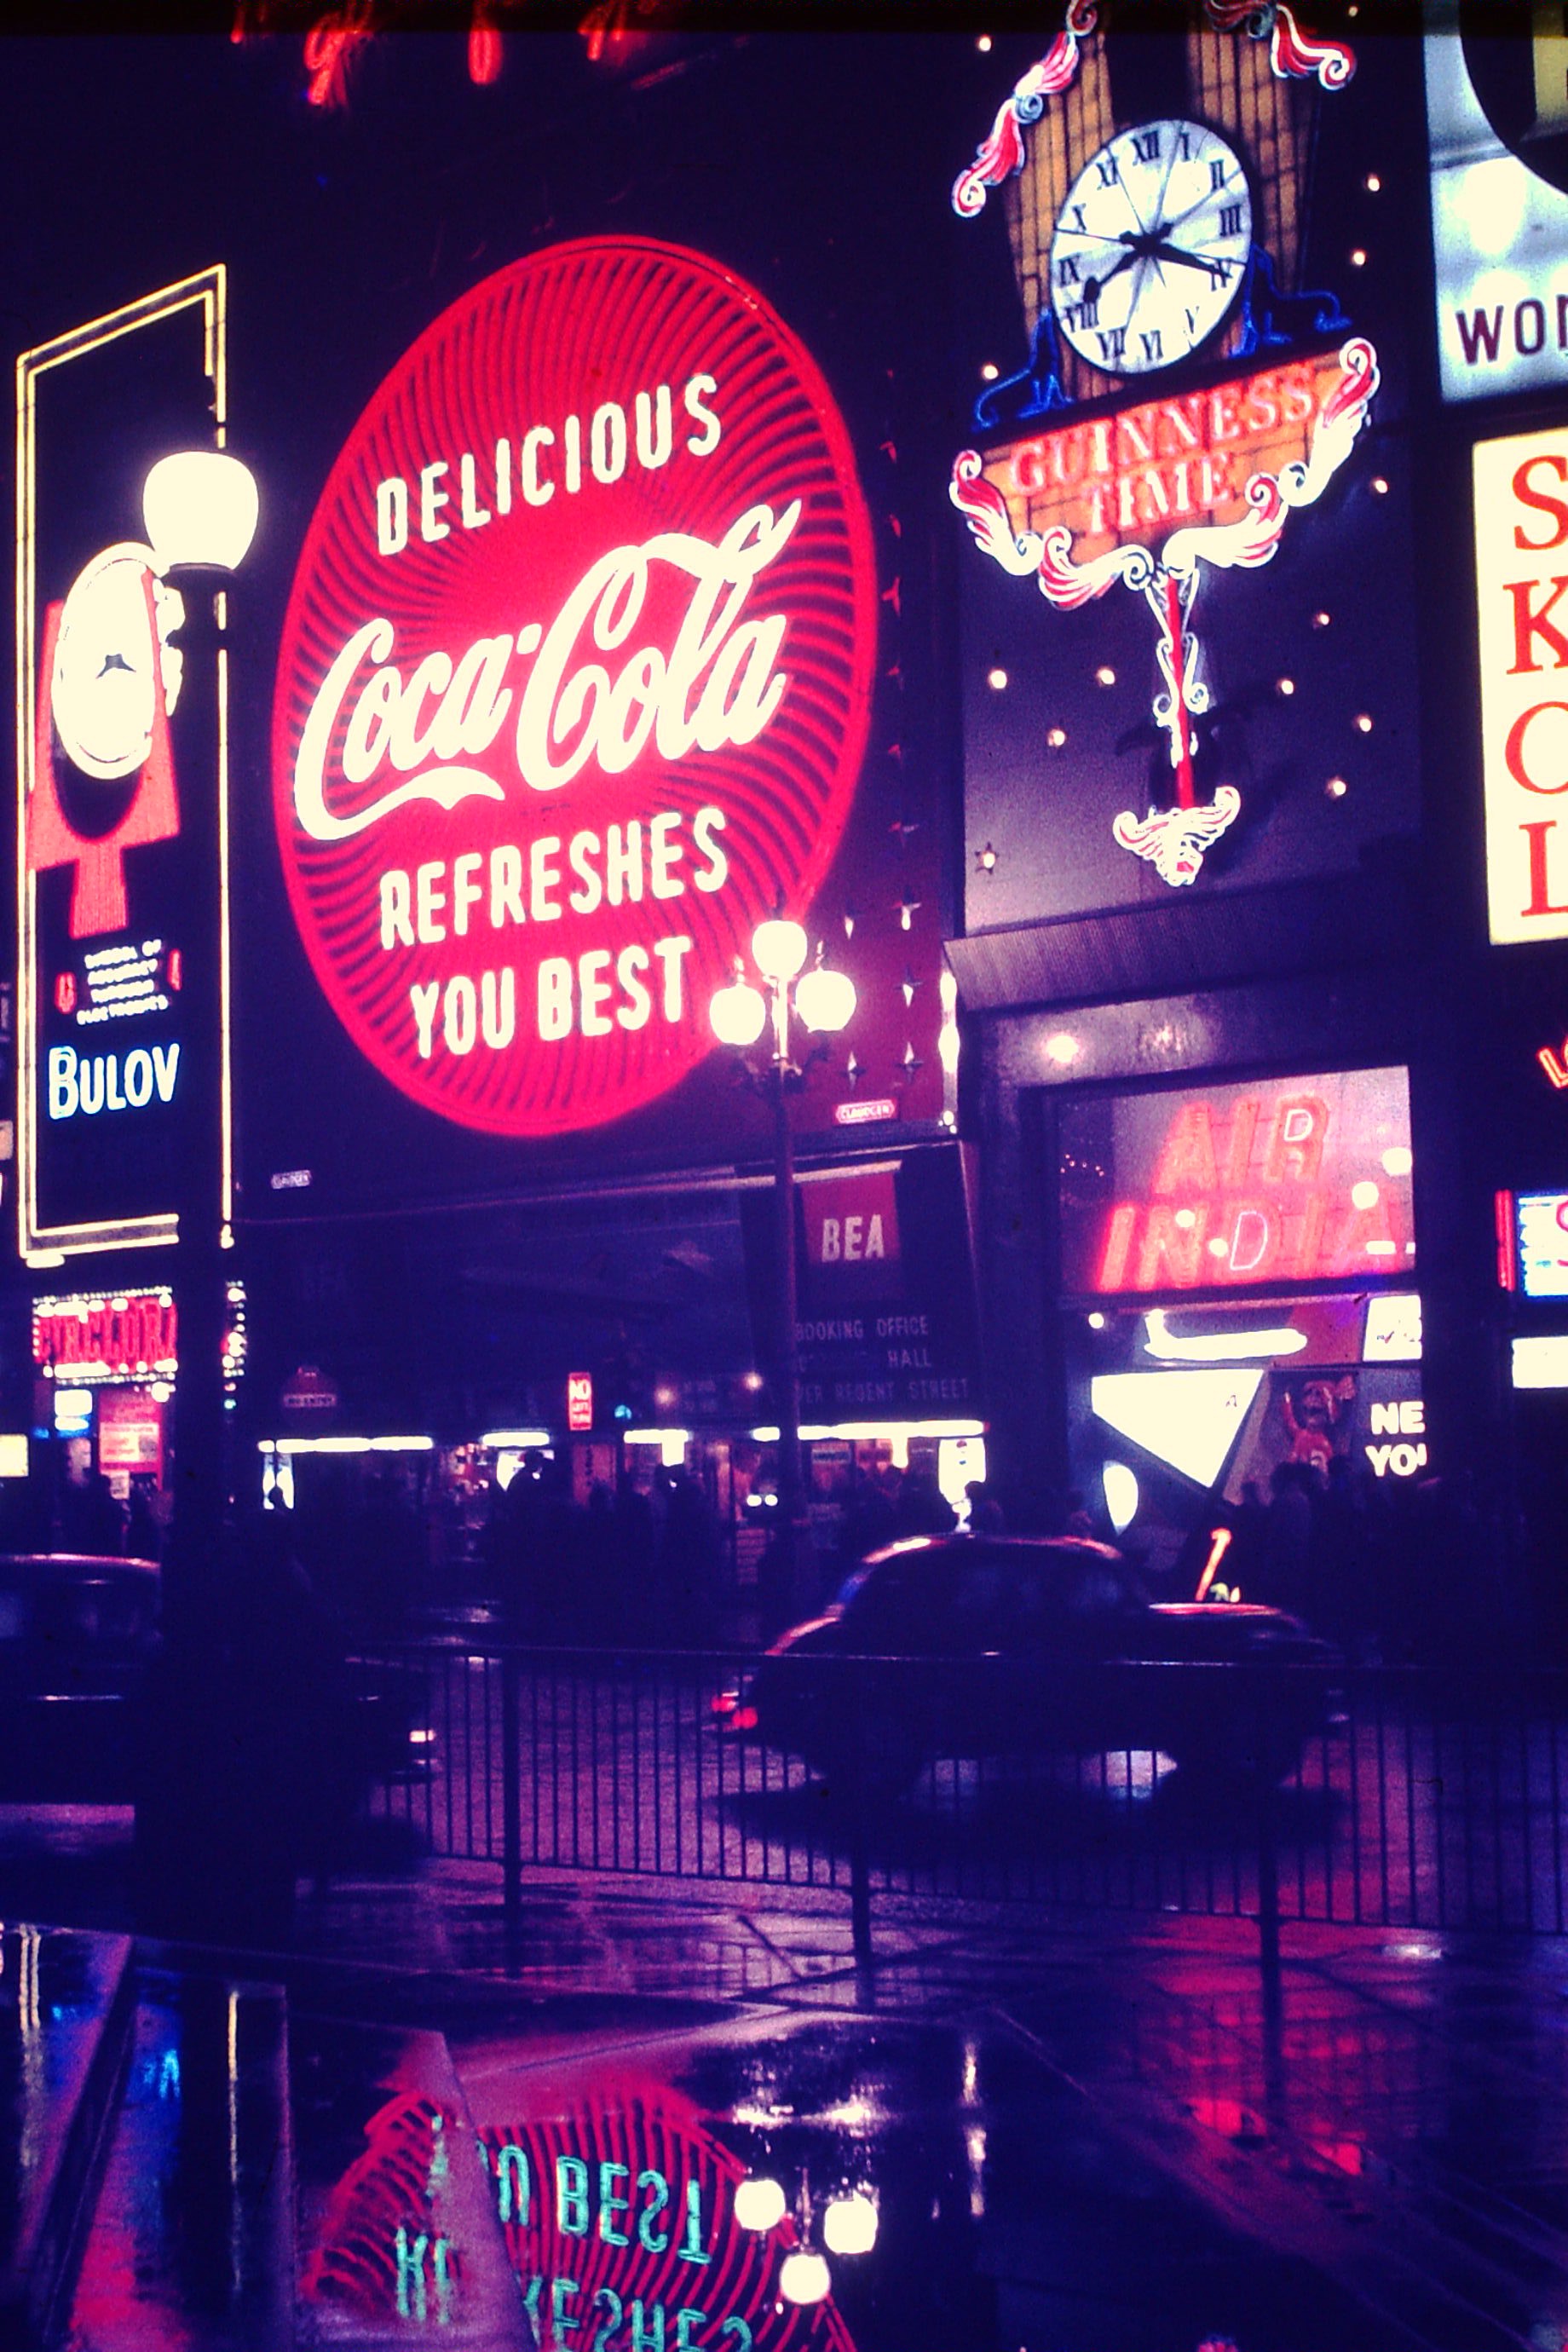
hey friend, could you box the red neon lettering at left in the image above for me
[1135,1205,1207,1289]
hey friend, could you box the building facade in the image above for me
[1,4,1562,1651]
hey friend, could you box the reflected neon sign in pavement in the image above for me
[274,239,876,1137]
[303,2074,858,2349]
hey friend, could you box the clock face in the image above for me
[1048,119,1253,378]
[49,544,183,783]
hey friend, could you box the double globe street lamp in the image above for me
[710,918,856,1605]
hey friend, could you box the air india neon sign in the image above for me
[274,238,876,1137]
[1089,1081,1414,1294]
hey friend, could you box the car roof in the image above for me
[859,1534,1125,1569]
[0,1552,159,1578]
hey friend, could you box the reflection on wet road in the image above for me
[0,1909,1556,2349]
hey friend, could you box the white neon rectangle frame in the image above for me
[14,266,233,1262]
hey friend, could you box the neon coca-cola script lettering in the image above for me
[273,238,875,1139]
[293,502,799,839]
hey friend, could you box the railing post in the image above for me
[1254,1675,1283,2022]
[845,1675,876,2003]
[501,1648,522,1924]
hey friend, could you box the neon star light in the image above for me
[950,337,1380,885]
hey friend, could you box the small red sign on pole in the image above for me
[567,1373,594,1433]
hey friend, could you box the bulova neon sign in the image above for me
[274,239,875,1138]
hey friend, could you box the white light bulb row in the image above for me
[733,2176,879,2304]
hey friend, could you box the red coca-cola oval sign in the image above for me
[273,238,876,1136]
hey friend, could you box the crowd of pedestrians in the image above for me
[1164,1456,1530,1666]
[0,1433,1542,1667]
[477,1455,725,1643]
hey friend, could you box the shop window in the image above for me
[1057,1065,1421,1613]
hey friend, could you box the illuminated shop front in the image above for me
[245,1141,980,1615]
[29,1283,245,1503]
[33,1288,176,1496]
[1058,1068,1424,1592]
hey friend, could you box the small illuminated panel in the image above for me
[0,1436,29,1479]
[1517,1194,1568,1300]
[1513,1335,1568,1389]
[1427,32,1568,401]
[1091,1369,1262,1489]
[1363,1293,1423,1361]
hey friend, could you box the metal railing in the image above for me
[353,1642,1568,1972]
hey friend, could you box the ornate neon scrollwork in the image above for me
[954,2,1352,222]
[950,2,1098,218]
[1202,0,1356,89]
[950,337,1381,887]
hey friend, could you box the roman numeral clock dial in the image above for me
[1049,120,1252,376]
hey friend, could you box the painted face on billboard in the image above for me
[273,237,877,1138]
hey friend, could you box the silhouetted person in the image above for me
[124,1479,161,1564]
[657,1469,719,1637]
[842,1469,897,1567]
[966,1481,1006,1535]
[1313,1454,1367,1648]
[894,1468,957,1537]
[1062,1487,1095,1541]
[1264,1461,1313,1618]
[70,1471,126,1556]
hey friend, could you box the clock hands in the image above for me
[1080,239,1141,308]
[1081,226,1225,310]
[1144,238,1231,280]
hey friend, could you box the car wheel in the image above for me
[815,1712,925,1806]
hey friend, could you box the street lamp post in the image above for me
[710,919,856,1609]
[140,453,257,1608]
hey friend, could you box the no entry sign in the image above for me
[273,238,876,1137]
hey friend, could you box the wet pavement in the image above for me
[3,1807,1568,2346]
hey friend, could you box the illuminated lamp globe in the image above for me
[794,966,856,1035]
[734,2177,787,2233]
[822,2193,878,2256]
[778,2251,832,2306]
[142,451,260,574]
[1102,1461,1139,1536]
[710,979,767,1048]
[752,917,810,983]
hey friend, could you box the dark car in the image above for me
[0,1552,162,1801]
[714,1536,1339,1794]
